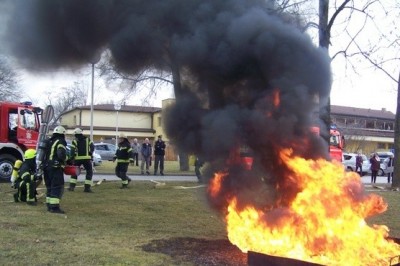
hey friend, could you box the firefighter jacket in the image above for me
[116,139,133,163]
[18,159,36,183]
[71,134,94,160]
[46,134,67,168]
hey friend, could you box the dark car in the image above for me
[94,143,117,161]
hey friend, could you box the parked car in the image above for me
[66,143,103,166]
[367,151,394,176]
[343,153,370,176]
[94,143,117,161]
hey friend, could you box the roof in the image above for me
[62,104,161,115]
[331,105,395,120]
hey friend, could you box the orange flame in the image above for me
[211,148,400,265]
[272,88,280,108]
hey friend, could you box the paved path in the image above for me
[65,172,392,187]
[65,173,198,183]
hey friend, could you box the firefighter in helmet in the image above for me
[68,128,95,192]
[44,125,67,214]
[13,149,38,205]
[114,133,134,189]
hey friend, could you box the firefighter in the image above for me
[114,133,134,189]
[13,149,38,205]
[44,125,67,214]
[68,128,95,192]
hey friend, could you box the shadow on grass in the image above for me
[142,237,247,266]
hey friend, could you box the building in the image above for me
[59,99,178,160]
[331,105,395,155]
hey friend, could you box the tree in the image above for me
[97,51,173,106]
[0,56,21,101]
[44,82,88,126]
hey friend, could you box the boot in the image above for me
[68,183,76,192]
[49,205,65,214]
[83,184,93,193]
[13,193,19,202]
[120,184,128,189]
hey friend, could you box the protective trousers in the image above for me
[69,159,93,192]
[45,166,65,211]
[115,162,130,188]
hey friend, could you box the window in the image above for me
[158,117,162,127]
[95,145,106,151]
[377,143,386,149]
[366,120,375,129]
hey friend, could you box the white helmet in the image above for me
[74,128,83,134]
[119,133,127,139]
[53,125,66,134]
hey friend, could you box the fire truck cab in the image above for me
[329,124,345,162]
[0,101,42,181]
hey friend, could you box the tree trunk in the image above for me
[392,69,400,188]
[170,61,189,171]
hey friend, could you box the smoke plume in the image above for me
[7,0,331,208]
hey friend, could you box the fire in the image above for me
[272,88,280,108]
[210,148,400,265]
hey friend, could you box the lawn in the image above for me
[1,181,400,265]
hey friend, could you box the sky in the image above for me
[2,0,398,114]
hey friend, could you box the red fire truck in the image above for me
[0,101,42,181]
[311,124,345,162]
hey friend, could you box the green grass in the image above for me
[95,160,196,176]
[1,182,400,265]
[0,181,233,265]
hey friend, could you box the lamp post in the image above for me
[89,52,101,141]
[114,103,121,146]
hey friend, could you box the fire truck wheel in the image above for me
[0,154,16,182]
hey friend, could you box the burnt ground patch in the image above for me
[141,237,247,266]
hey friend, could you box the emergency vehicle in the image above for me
[0,101,42,181]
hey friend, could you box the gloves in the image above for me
[112,156,116,162]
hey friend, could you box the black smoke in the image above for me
[7,0,331,208]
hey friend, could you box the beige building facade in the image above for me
[331,105,395,155]
[59,99,178,160]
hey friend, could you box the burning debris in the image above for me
[6,0,399,265]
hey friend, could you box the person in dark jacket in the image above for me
[114,133,133,189]
[68,128,95,192]
[140,138,152,175]
[355,153,363,176]
[153,135,166,175]
[370,153,380,184]
[386,154,395,183]
[44,126,68,214]
[13,149,38,205]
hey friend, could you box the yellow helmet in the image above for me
[53,125,66,134]
[24,149,36,160]
[74,128,83,134]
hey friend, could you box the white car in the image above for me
[343,153,370,176]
